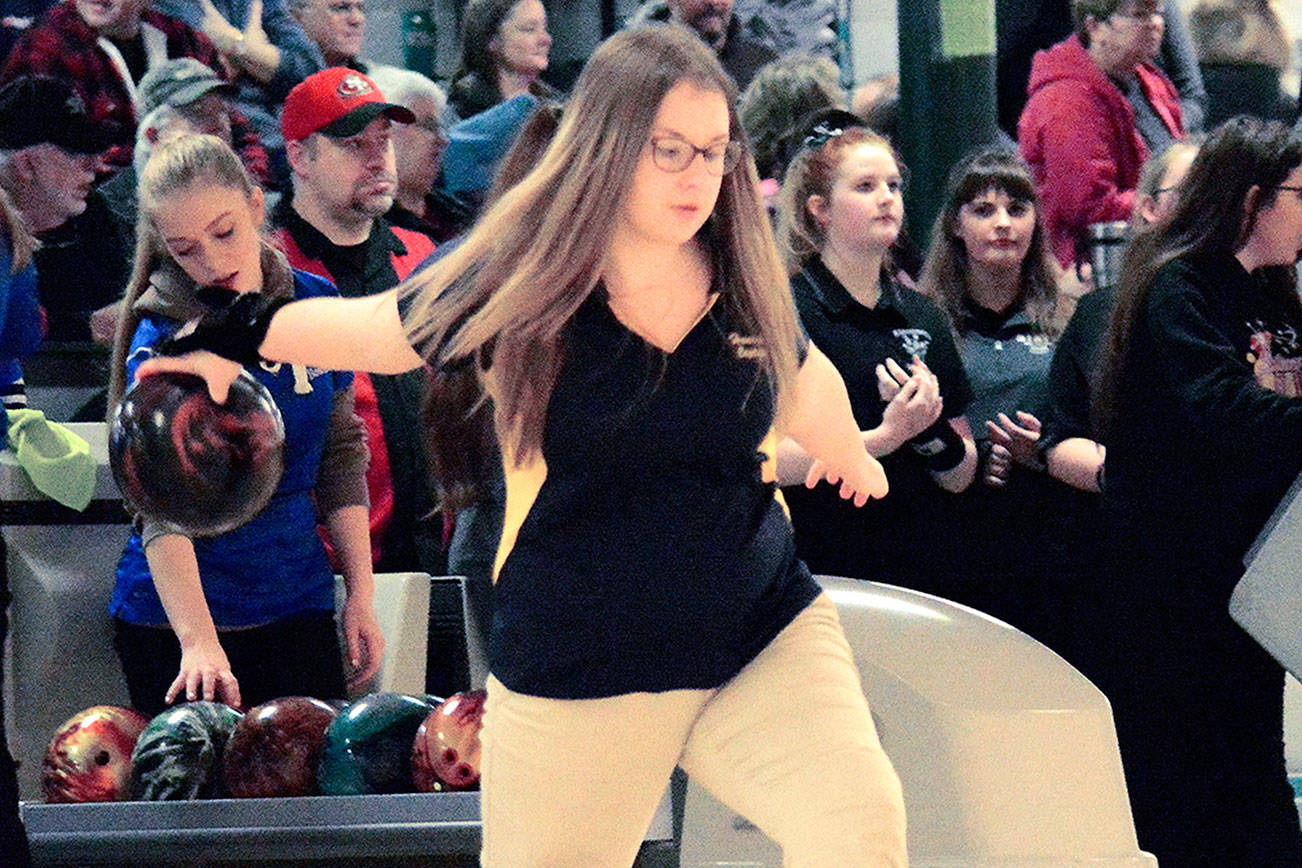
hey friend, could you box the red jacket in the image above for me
[2,0,268,179]
[1018,34,1184,266]
[275,221,435,568]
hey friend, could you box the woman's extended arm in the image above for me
[776,345,888,505]
[137,290,425,402]
[144,534,242,709]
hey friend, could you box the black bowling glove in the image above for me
[158,288,291,368]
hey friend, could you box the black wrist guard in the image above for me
[159,289,290,368]
[909,420,966,473]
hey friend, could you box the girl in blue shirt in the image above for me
[107,134,383,717]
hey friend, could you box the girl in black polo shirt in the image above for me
[775,117,978,595]
[137,25,907,867]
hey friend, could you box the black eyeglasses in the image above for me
[649,137,741,176]
[1278,186,1302,193]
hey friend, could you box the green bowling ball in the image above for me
[317,693,438,795]
[132,702,244,800]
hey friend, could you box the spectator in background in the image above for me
[0,77,122,349]
[774,118,978,593]
[153,0,328,189]
[449,0,556,122]
[1,1,58,63]
[1038,139,1199,496]
[1190,0,1298,128]
[628,0,778,90]
[1,0,267,179]
[0,201,37,868]
[998,0,1207,138]
[916,149,1078,659]
[98,58,242,246]
[366,65,462,243]
[1093,116,1302,865]
[851,73,900,141]
[1019,0,1185,268]
[737,54,842,183]
[0,189,41,412]
[289,0,368,71]
[275,67,445,581]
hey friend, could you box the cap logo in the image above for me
[64,94,87,122]
[336,75,373,99]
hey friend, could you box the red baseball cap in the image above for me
[282,67,415,142]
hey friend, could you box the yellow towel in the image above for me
[6,409,95,511]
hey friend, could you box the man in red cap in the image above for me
[274,67,444,580]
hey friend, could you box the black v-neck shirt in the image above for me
[410,289,819,698]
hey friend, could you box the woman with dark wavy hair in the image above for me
[1094,116,1302,864]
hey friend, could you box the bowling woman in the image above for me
[142,24,908,866]
[1093,117,1302,863]
[107,134,385,718]
[773,118,978,593]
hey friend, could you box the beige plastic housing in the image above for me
[680,575,1157,867]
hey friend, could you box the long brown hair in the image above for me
[0,186,36,272]
[917,148,1063,341]
[108,134,264,415]
[403,24,802,470]
[423,103,564,512]
[1094,116,1302,440]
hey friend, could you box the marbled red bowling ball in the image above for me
[42,705,149,803]
[221,697,337,798]
[412,690,486,792]
[110,370,285,537]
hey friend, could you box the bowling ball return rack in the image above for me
[21,792,480,865]
[21,790,676,866]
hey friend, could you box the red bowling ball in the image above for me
[110,370,285,537]
[412,690,486,792]
[42,705,149,803]
[221,697,337,798]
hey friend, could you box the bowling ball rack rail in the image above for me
[21,792,483,864]
[21,789,675,865]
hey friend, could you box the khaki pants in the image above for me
[480,593,907,867]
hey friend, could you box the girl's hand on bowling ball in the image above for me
[136,351,245,405]
[167,640,242,709]
[342,596,386,691]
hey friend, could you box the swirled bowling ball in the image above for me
[110,370,285,537]
[42,706,149,803]
[132,702,243,801]
[221,697,337,798]
[318,693,438,795]
[412,690,486,792]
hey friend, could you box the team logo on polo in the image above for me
[337,75,373,99]
[894,328,931,360]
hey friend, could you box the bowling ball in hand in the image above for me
[42,705,149,803]
[222,696,337,798]
[412,690,486,792]
[318,693,438,795]
[110,370,285,537]
[132,701,243,801]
